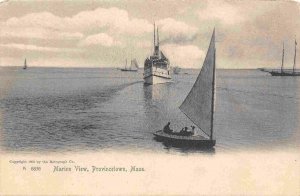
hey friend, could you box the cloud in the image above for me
[217,3,300,68]
[162,44,205,68]
[157,18,198,43]
[0,43,81,52]
[1,1,298,68]
[66,7,152,35]
[78,33,121,47]
[0,0,9,4]
[198,1,245,25]
[5,12,63,30]
[0,27,83,40]
[0,7,154,67]
[3,8,152,36]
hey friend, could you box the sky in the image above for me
[0,0,299,69]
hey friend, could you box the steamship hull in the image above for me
[144,67,171,85]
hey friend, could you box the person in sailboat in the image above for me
[179,127,187,135]
[178,126,194,136]
[190,125,195,135]
[178,127,189,136]
[163,122,173,134]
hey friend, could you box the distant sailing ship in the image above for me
[23,58,27,70]
[269,39,299,76]
[120,59,139,72]
[153,29,217,148]
[144,23,171,85]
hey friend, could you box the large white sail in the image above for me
[179,30,216,138]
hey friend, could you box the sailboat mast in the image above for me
[157,27,159,51]
[293,39,297,73]
[210,31,216,141]
[210,54,216,140]
[153,23,156,54]
[281,42,285,73]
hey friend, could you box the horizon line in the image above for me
[0,65,265,70]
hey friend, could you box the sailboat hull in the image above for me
[120,69,138,72]
[270,71,300,76]
[153,130,216,148]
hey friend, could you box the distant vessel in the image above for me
[144,23,171,85]
[172,66,181,74]
[23,58,27,70]
[154,29,217,148]
[257,68,269,72]
[269,40,299,76]
[120,59,139,72]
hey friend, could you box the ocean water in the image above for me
[0,67,299,153]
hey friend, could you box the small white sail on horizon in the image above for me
[179,29,216,139]
[131,58,139,69]
[23,58,27,69]
[120,58,139,71]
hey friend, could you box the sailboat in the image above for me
[23,58,27,70]
[269,39,299,76]
[120,58,139,72]
[153,29,216,148]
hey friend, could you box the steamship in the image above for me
[144,23,171,85]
